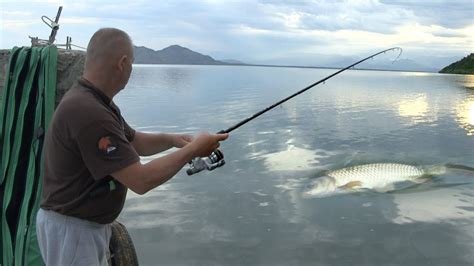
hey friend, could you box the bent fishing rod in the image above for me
[187,47,403,175]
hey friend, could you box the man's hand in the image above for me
[188,132,229,157]
[172,134,193,148]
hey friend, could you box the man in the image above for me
[36,28,229,265]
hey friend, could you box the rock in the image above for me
[55,49,85,105]
[0,48,85,105]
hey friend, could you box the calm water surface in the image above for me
[116,65,474,266]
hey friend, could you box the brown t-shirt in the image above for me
[40,78,139,224]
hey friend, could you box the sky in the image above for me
[1,0,473,67]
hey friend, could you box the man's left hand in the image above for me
[173,134,193,148]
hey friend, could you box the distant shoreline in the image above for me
[132,62,439,74]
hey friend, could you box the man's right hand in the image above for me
[189,132,229,158]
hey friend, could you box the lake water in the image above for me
[116,65,474,266]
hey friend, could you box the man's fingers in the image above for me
[190,132,228,157]
[215,133,229,141]
[184,135,194,142]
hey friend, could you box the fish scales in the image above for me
[327,163,425,188]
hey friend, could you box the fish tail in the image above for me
[423,165,447,176]
[425,164,474,176]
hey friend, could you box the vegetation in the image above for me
[439,53,474,74]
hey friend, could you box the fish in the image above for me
[303,163,449,198]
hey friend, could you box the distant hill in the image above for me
[134,45,227,65]
[439,54,474,74]
[133,44,470,73]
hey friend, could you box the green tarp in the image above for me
[1,46,57,266]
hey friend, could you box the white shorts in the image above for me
[36,208,112,266]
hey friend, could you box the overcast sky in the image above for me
[1,0,473,64]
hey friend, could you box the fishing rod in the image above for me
[187,47,403,175]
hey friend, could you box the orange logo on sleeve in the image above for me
[98,136,117,155]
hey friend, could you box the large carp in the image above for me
[303,163,450,198]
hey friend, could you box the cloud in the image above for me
[60,17,100,25]
[2,19,38,29]
[251,0,417,35]
[432,31,467,38]
[1,11,33,17]
[379,0,474,29]
[0,0,472,62]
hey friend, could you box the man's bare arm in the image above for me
[113,132,228,194]
[131,131,192,156]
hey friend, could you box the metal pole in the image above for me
[48,6,63,44]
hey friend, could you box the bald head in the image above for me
[85,28,133,70]
[83,28,134,97]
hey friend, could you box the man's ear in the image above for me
[118,55,127,71]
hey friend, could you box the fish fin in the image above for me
[343,155,356,167]
[374,184,395,193]
[339,181,362,190]
[342,151,365,167]
[343,159,353,168]
[413,177,431,184]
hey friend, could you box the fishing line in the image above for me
[187,47,403,175]
[218,47,402,134]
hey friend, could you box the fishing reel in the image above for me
[186,149,226,175]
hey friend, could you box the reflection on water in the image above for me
[398,95,428,117]
[401,72,433,77]
[455,95,474,135]
[122,184,196,229]
[259,145,331,172]
[131,65,195,92]
[392,187,474,224]
[116,66,474,266]
[458,74,474,90]
[398,94,433,124]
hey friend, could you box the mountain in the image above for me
[439,54,474,74]
[133,45,226,65]
[133,44,467,73]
